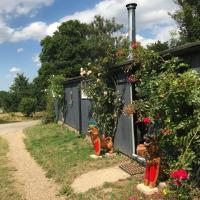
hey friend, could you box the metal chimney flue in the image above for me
[126,3,137,60]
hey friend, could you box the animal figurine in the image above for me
[143,135,160,188]
[88,126,113,156]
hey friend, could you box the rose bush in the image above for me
[124,45,200,198]
[81,45,125,137]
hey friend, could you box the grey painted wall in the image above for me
[114,79,135,157]
[64,83,80,131]
[81,99,92,133]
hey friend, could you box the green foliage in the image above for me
[0,91,12,112]
[42,75,66,124]
[147,40,169,52]
[42,94,55,124]
[0,74,34,113]
[24,123,127,199]
[82,45,123,137]
[126,47,200,188]
[170,0,200,43]
[18,97,37,117]
[34,16,123,110]
[48,74,66,99]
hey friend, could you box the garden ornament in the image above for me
[88,125,113,156]
[143,135,160,188]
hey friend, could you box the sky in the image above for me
[0,0,178,91]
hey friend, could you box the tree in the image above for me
[171,0,200,43]
[34,16,123,111]
[18,97,37,117]
[87,16,123,59]
[0,91,12,112]
[0,91,8,108]
[9,73,31,112]
[147,40,169,52]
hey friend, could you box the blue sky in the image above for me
[0,0,176,91]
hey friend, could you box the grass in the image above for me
[24,123,167,199]
[0,112,44,124]
[0,137,24,200]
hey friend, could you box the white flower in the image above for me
[98,73,101,77]
[97,79,100,82]
[104,91,108,96]
[87,62,91,66]
[80,67,84,72]
[87,70,92,76]
[80,70,86,76]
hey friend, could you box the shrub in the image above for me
[18,97,37,117]
[124,46,200,190]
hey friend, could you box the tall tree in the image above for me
[171,0,200,43]
[9,73,31,112]
[34,16,123,110]
[147,40,169,52]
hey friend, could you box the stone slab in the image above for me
[136,183,159,196]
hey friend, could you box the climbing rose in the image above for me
[143,117,151,124]
[131,40,138,49]
[170,169,188,180]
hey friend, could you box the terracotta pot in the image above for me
[136,144,146,157]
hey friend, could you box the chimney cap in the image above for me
[126,3,137,10]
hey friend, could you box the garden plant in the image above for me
[123,45,200,199]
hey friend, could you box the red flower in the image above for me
[170,169,188,180]
[131,40,138,49]
[143,117,151,124]
[128,197,137,200]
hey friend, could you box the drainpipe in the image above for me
[126,3,137,60]
[126,3,138,156]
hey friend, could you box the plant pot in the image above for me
[136,144,146,157]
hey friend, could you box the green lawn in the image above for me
[24,123,134,198]
[0,137,24,200]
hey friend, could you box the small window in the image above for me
[81,82,89,99]
[81,89,89,99]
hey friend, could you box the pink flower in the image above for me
[170,169,188,180]
[131,40,138,49]
[143,117,151,124]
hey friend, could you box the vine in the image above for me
[124,45,200,192]
[81,45,124,138]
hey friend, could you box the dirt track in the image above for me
[0,121,65,200]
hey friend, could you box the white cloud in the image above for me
[0,0,178,45]
[12,22,48,42]
[32,54,41,68]
[17,48,24,53]
[0,0,54,16]
[9,67,21,76]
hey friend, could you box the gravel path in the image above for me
[0,121,65,200]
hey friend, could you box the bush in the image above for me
[18,97,37,117]
[41,94,55,124]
